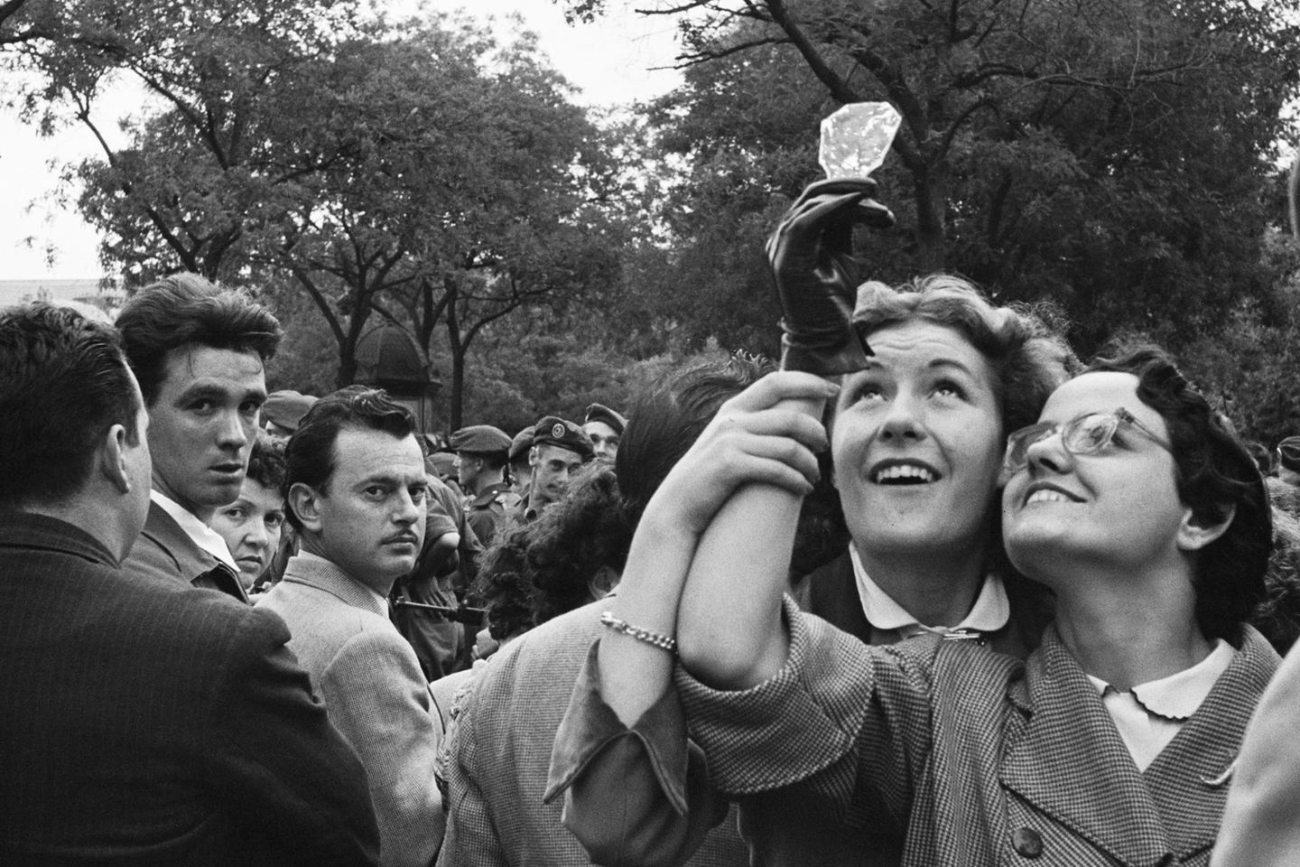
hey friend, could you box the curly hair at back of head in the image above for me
[115,273,282,406]
[244,433,287,495]
[1252,502,1300,654]
[472,354,774,641]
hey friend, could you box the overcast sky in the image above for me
[0,0,682,281]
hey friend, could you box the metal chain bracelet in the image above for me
[599,611,678,655]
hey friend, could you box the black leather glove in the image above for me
[767,178,895,375]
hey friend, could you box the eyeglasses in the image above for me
[1001,407,1173,481]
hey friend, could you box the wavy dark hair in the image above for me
[115,273,282,406]
[282,386,421,531]
[1089,344,1272,643]
[472,354,774,640]
[0,304,141,506]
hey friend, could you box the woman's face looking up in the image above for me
[832,320,1005,563]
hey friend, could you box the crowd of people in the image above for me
[5,177,1300,866]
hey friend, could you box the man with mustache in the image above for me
[258,386,444,866]
[115,273,281,602]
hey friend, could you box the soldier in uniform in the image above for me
[521,416,593,523]
[583,403,626,463]
[450,424,518,546]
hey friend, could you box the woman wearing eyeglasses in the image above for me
[549,345,1279,866]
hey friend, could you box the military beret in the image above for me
[426,451,458,478]
[584,403,627,436]
[532,416,594,459]
[450,424,512,455]
[262,390,318,433]
[509,426,535,462]
[1278,436,1300,474]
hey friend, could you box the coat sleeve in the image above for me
[323,627,445,867]
[204,606,381,867]
[545,640,731,867]
[677,597,935,826]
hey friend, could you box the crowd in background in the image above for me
[8,178,1300,867]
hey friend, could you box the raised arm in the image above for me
[546,371,832,867]
[598,371,834,723]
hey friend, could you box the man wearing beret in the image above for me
[451,424,518,546]
[262,389,318,441]
[522,416,593,522]
[583,403,626,463]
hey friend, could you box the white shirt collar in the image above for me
[151,489,239,572]
[1087,639,1235,720]
[1087,639,1235,770]
[849,544,1010,634]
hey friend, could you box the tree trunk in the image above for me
[445,281,465,430]
[1290,149,1299,242]
[913,163,948,274]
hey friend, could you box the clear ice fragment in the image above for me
[819,102,902,178]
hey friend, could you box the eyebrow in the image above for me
[857,357,978,377]
[356,471,428,488]
[176,381,269,404]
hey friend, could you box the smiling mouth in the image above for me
[871,464,938,485]
[1024,488,1078,506]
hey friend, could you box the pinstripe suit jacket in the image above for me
[437,598,748,867]
[0,511,379,866]
[550,598,1278,866]
[258,554,443,867]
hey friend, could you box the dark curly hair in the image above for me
[244,433,287,494]
[472,354,773,640]
[1088,344,1272,644]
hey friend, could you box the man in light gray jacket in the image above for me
[260,385,442,866]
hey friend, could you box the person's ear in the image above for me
[289,482,325,534]
[1176,503,1235,552]
[99,423,134,494]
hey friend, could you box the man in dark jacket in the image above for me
[0,303,379,866]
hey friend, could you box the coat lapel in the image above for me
[1142,626,1279,859]
[999,627,1171,867]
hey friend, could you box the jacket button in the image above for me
[1012,827,1044,858]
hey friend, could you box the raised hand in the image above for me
[767,178,895,375]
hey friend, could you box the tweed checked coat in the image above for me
[550,597,1279,867]
[437,597,748,867]
[258,554,443,867]
[0,512,379,866]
